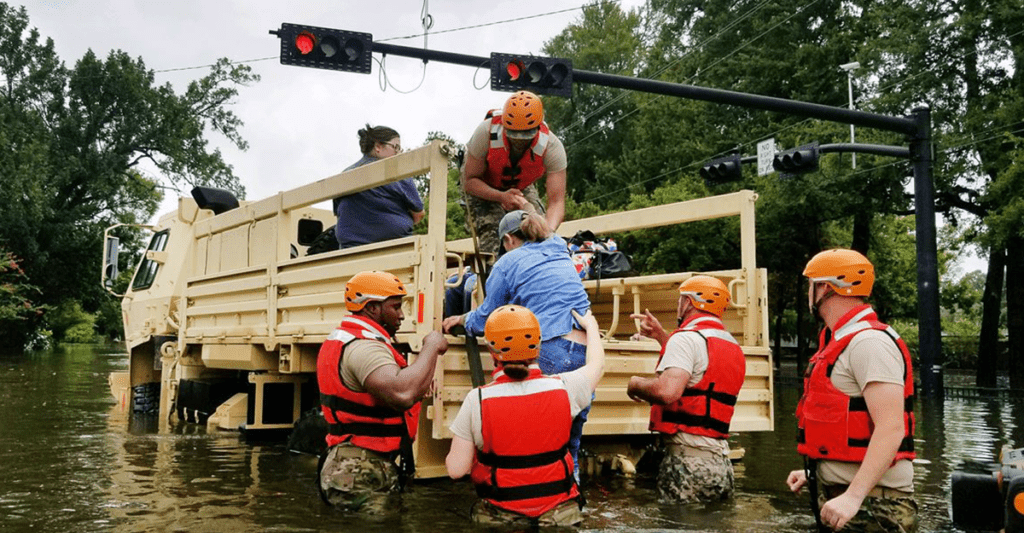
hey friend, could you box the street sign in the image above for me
[757,138,775,176]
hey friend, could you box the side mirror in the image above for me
[103,236,120,289]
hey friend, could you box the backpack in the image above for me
[566,230,635,280]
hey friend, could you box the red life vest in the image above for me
[316,315,420,454]
[482,114,552,191]
[649,313,746,439]
[796,304,916,462]
[470,368,579,518]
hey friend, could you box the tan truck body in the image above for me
[108,141,773,478]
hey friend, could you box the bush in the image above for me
[45,300,96,343]
[64,322,97,344]
[889,318,984,370]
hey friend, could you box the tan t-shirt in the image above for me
[340,339,400,393]
[448,366,593,447]
[817,329,915,492]
[465,119,568,176]
[655,331,731,456]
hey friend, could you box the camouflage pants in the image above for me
[319,444,401,514]
[817,492,919,533]
[657,451,735,503]
[471,498,582,527]
[465,184,545,256]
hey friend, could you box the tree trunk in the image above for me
[1007,237,1024,390]
[796,272,809,378]
[851,209,871,255]
[774,280,787,372]
[977,245,1005,388]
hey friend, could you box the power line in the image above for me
[561,0,776,138]
[378,4,587,42]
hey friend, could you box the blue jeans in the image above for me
[538,336,591,482]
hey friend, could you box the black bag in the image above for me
[566,230,635,280]
[305,226,340,255]
[588,249,635,280]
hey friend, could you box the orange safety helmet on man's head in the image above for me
[484,305,541,363]
[678,275,731,317]
[345,270,407,311]
[502,91,544,135]
[803,248,874,297]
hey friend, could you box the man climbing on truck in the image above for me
[316,270,448,512]
[461,90,568,254]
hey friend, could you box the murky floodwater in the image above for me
[1,344,1020,532]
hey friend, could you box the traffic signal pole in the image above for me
[278,33,943,398]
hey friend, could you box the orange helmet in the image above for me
[502,91,544,133]
[678,275,731,317]
[484,305,541,362]
[345,270,407,311]
[803,249,874,297]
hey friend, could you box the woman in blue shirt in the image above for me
[442,209,592,480]
[333,124,425,249]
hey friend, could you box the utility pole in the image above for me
[840,62,861,169]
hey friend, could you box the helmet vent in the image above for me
[505,336,514,341]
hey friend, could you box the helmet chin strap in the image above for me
[809,285,837,323]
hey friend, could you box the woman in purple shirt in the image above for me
[333,124,425,249]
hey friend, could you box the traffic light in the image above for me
[490,53,573,97]
[271,23,372,74]
[773,142,819,177]
[700,154,743,184]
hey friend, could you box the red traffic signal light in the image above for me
[506,59,524,81]
[491,53,573,97]
[272,23,372,74]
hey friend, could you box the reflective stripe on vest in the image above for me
[483,115,551,191]
[649,313,746,439]
[796,304,916,462]
[470,369,579,518]
[316,315,420,454]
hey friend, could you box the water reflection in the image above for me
[1,346,1020,532]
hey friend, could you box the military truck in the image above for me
[103,140,773,478]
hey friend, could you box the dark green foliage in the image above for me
[0,3,258,350]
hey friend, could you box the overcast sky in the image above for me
[25,0,644,216]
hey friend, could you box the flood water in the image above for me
[1,344,1020,532]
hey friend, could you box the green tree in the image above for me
[860,0,1024,387]
[0,3,258,350]
[0,249,45,351]
[539,0,934,369]
[542,0,644,204]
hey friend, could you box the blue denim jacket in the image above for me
[465,234,590,341]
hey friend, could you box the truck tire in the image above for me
[287,407,328,456]
[131,382,160,414]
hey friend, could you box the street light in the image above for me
[840,61,861,168]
